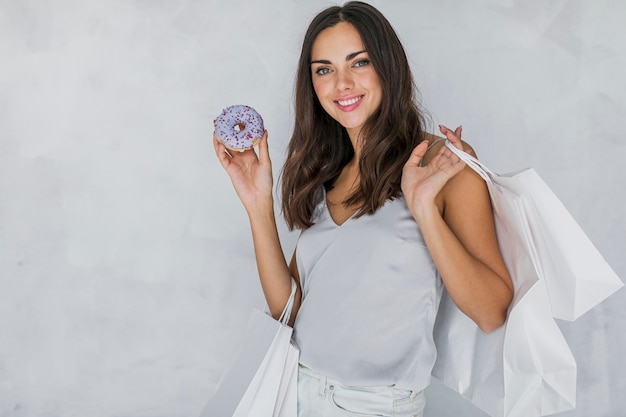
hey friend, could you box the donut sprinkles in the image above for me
[214,105,264,152]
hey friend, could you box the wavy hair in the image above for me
[281,1,427,230]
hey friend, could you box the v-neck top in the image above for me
[293,190,443,392]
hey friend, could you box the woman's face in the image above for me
[310,22,382,140]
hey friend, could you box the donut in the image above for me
[214,104,264,152]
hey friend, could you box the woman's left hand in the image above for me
[401,125,468,217]
[403,125,513,331]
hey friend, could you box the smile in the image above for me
[336,95,363,107]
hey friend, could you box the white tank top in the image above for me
[293,190,443,392]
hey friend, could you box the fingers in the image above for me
[213,130,271,174]
[213,134,231,168]
[439,124,461,136]
[257,130,270,165]
[439,124,478,158]
[432,129,465,169]
[405,140,430,168]
[439,124,463,150]
[429,146,466,183]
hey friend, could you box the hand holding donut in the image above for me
[213,105,274,213]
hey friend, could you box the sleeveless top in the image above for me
[293,190,443,392]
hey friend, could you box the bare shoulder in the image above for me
[441,141,484,207]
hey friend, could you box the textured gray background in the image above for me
[0,1,624,416]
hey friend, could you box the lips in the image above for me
[335,95,364,111]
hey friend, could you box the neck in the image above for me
[347,127,363,161]
[330,158,360,202]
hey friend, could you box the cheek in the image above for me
[365,72,382,93]
[312,82,336,116]
[312,74,335,99]
[312,81,334,112]
[312,77,331,99]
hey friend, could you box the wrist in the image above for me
[409,200,441,225]
[245,195,276,220]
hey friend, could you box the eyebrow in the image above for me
[311,50,367,65]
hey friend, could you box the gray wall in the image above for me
[0,1,624,416]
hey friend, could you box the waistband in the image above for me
[298,363,421,400]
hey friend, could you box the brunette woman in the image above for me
[214,2,513,416]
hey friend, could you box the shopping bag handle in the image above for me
[278,279,298,325]
[444,140,494,185]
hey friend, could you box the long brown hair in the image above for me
[281,1,427,230]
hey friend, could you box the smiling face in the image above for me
[310,22,383,142]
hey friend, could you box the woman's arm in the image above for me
[402,127,513,332]
[214,132,301,321]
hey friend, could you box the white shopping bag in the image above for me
[493,168,623,321]
[432,141,623,417]
[200,280,299,417]
[444,140,622,321]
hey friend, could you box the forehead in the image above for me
[311,22,365,60]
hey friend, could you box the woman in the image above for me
[214,2,513,416]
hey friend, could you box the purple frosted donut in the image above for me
[214,105,264,152]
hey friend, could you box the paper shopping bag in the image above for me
[492,169,623,320]
[432,182,577,417]
[200,280,299,417]
[445,140,623,320]
[432,140,622,417]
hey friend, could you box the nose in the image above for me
[335,69,354,91]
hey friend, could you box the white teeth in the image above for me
[337,96,362,106]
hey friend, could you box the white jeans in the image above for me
[297,365,425,417]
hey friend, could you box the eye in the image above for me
[353,59,370,68]
[315,67,331,76]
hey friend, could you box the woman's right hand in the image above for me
[213,130,274,214]
[215,131,298,320]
